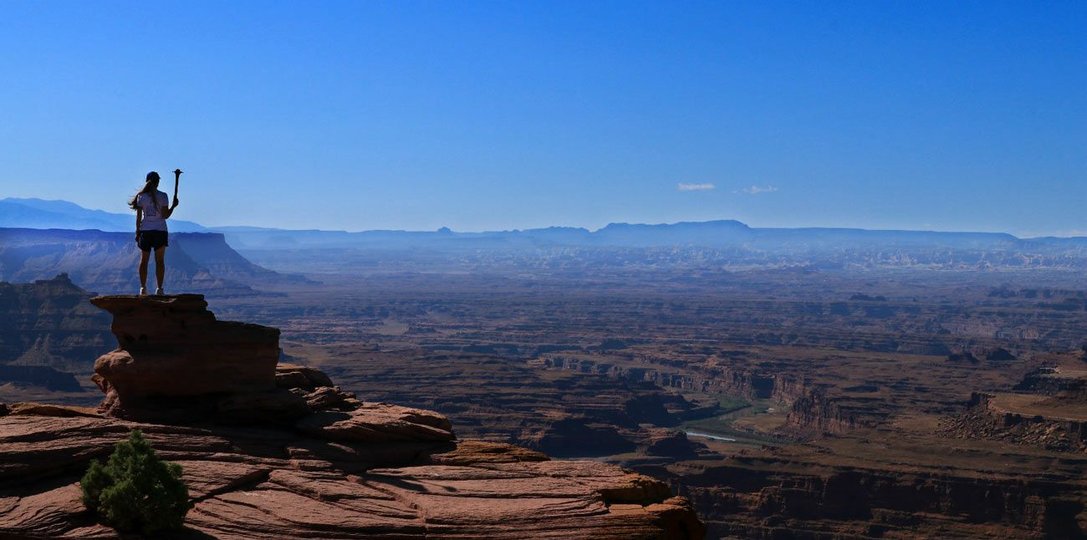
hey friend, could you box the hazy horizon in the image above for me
[1,2,1084,236]
[6,195,1087,239]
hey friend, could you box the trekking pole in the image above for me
[173,169,182,206]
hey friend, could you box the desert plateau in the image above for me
[3,219,1087,538]
[2,2,1083,537]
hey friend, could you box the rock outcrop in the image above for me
[92,295,279,396]
[0,295,704,538]
[943,357,1087,454]
[674,452,1087,539]
[0,274,112,375]
[90,294,288,422]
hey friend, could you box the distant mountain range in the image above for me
[3,199,1085,267]
[0,198,206,232]
[0,228,307,296]
[215,219,1087,261]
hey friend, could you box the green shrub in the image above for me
[81,429,191,535]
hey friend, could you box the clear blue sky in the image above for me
[1,1,1084,235]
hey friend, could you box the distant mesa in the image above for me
[5,198,1087,275]
[849,293,887,302]
[949,361,1087,453]
[946,348,1018,365]
[0,228,309,296]
[947,350,980,364]
[985,347,1017,362]
[0,274,113,394]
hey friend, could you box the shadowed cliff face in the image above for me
[0,275,112,371]
[90,295,281,417]
[0,228,307,297]
[0,295,705,539]
[0,275,112,399]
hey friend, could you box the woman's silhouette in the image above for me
[129,170,180,295]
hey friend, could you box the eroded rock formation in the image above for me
[943,361,1087,453]
[0,228,307,296]
[0,274,112,375]
[0,295,704,539]
[92,295,278,390]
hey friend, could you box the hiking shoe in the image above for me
[155,287,164,296]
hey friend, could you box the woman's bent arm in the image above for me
[162,197,179,219]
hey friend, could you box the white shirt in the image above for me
[137,191,170,232]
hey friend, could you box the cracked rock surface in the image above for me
[0,407,702,539]
[0,295,703,538]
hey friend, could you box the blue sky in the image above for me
[1,1,1084,235]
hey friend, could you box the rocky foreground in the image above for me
[0,295,703,539]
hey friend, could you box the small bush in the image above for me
[81,429,191,535]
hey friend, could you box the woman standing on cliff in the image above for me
[129,170,180,295]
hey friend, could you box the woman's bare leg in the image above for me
[154,246,167,292]
[139,250,151,292]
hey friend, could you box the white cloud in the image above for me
[1043,229,1087,238]
[677,182,715,192]
[735,185,779,195]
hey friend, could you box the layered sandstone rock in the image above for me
[0,295,704,538]
[944,390,1087,453]
[0,274,112,375]
[91,294,279,398]
[673,451,1087,539]
[91,294,315,423]
[0,407,702,538]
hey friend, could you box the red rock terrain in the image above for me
[0,275,113,398]
[207,273,1087,539]
[0,295,703,539]
[944,354,1087,453]
[11,267,1087,538]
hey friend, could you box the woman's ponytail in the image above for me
[129,172,162,211]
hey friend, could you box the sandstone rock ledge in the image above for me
[0,295,704,539]
[0,410,701,539]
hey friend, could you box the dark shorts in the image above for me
[137,230,169,251]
